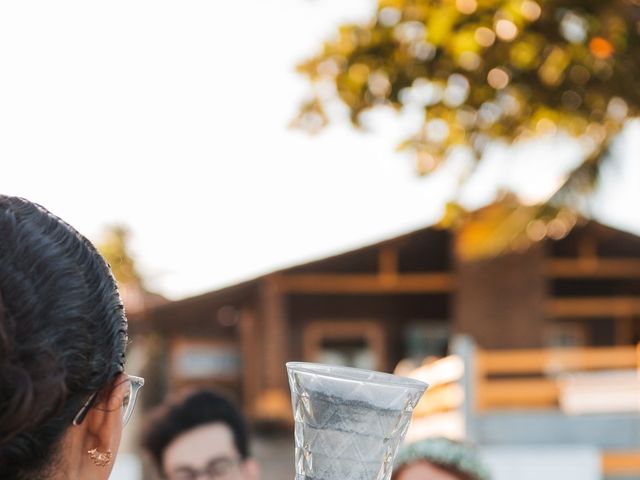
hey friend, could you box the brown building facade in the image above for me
[132,221,640,420]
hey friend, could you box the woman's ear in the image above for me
[64,373,129,480]
[85,373,129,455]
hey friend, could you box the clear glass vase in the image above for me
[287,362,428,480]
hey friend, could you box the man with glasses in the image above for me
[142,389,260,480]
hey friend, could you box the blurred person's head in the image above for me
[142,389,259,480]
[0,195,139,480]
[392,437,491,480]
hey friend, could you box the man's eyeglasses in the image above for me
[72,374,145,427]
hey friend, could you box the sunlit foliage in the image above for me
[294,0,640,257]
[97,225,143,286]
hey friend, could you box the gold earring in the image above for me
[88,448,112,467]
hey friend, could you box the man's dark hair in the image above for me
[142,389,250,472]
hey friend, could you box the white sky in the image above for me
[1,0,638,300]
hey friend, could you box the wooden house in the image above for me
[131,220,640,421]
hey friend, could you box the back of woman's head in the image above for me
[0,195,128,479]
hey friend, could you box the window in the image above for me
[303,320,386,371]
[404,321,450,361]
[171,339,240,381]
[318,337,375,370]
[545,323,588,347]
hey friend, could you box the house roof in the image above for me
[134,219,640,323]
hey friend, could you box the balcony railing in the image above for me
[403,337,640,478]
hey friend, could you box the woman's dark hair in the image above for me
[142,389,250,473]
[0,195,128,479]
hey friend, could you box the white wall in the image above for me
[481,445,601,480]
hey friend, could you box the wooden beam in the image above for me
[478,378,558,410]
[279,273,454,294]
[478,345,638,375]
[547,259,640,278]
[547,297,640,318]
[602,451,640,475]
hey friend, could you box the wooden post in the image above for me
[615,315,634,345]
[378,243,399,286]
[259,274,288,391]
[577,235,599,269]
[240,307,259,416]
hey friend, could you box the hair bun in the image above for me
[0,363,37,444]
[0,292,67,446]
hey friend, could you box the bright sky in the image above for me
[1,0,638,300]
